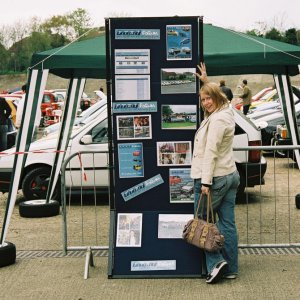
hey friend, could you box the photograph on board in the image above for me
[116,213,143,247]
[118,143,144,178]
[158,214,193,239]
[166,24,192,60]
[169,168,194,203]
[117,114,152,140]
[161,104,197,130]
[161,68,196,94]
[157,141,192,166]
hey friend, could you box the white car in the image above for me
[0,105,266,201]
[0,108,108,200]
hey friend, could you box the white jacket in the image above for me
[190,105,236,185]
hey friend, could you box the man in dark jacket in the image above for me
[219,80,233,101]
[0,97,12,151]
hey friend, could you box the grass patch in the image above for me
[162,122,196,129]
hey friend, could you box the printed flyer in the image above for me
[118,143,144,178]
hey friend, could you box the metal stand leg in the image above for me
[84,246,95,279]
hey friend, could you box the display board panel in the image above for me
[107,16,204,278]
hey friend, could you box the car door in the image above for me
[65,116,109,189]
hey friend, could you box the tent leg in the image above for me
[84,246,95,280]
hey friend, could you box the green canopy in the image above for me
[31,35,107,78]
[204,24,300,76]
[30,24,300,78]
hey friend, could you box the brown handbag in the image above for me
[182,193,224,252]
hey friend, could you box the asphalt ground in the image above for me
[1,156,300,299]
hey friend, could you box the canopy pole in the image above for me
[1,69,49,244]
[274,73,300,168]
[46,77,86,202]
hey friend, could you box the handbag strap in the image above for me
[195,192,215,223]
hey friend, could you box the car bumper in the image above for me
[236,157,267,187]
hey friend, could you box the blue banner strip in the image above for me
[121,174,164,201]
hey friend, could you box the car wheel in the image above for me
[22,167,60,201]
[19,199,60,218]
[296,194,300,209]
[0,242,16,268]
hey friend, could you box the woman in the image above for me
[191,63,240,284]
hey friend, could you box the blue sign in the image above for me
[118,143,144,178]
[115,29,160,40]
[121,174,164,201]
[113,101,157,113]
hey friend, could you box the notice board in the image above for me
[106,16,204,278]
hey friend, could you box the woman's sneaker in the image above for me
[223,274,237,279]
[206,261,228,284]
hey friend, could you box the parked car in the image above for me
[272,125,300,163]
[231,107,267,199]
[234,86,273,110]
[0,104,267,202]
[46,89,67,102]
[248,86,300,117]
[0,108,108,200]
[43,98,107,136]
[253,100,300,146]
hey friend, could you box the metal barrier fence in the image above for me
[233,145,300,248]
[60,146,300,278]
[61,150,110,279]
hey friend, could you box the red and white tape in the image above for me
[0,150,65,156]
[77,153,87,182]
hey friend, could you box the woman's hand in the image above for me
[195,62,209,83]
[201,185,210,195]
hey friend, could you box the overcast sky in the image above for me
[1,0,299,32]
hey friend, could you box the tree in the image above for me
[265,27,283,42]
[162,105,174,119]
[41,15,74,41]
[297,30,300,46]
[9,32,52,72]
[0,43,9,73]
[284,28,298,45]
[67,8,93,39]
[246,29,263,37]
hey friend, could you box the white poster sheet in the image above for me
[116,213,143,247]
[115,49,150,74]
[115,75,151,101]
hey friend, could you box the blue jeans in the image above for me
[194,170,240,275]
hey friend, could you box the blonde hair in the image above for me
[200,82,228,117]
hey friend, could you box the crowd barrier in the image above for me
[60,150,110,279]
[60,146,300,278]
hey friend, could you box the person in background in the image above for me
[15,84,41,141]
[5,99,17,126]
[219,80,233,101]
[239,79,252,115]
[0,97,12,151]
[80,98,91,111]
[192,62,240,284]
[95,87,107,101]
